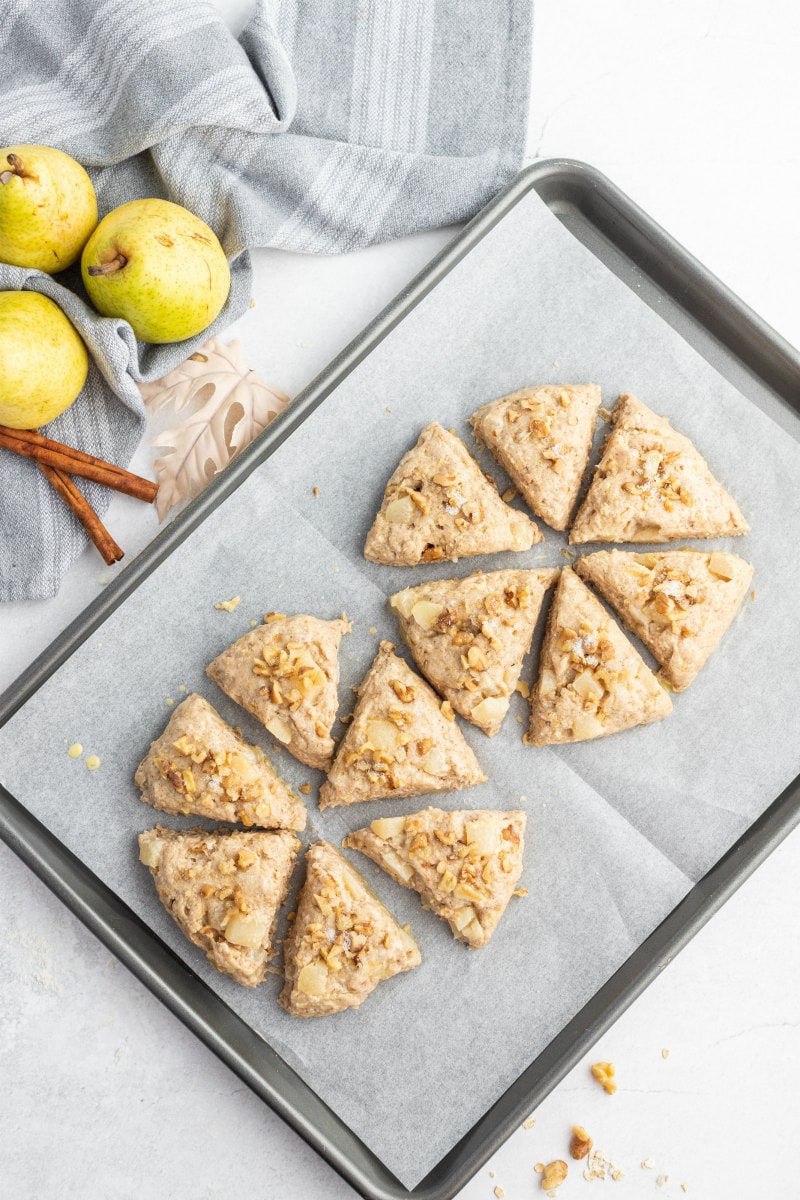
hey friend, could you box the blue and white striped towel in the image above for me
[0,0,532,600]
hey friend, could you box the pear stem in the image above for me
[1,153,25,185]
[87,254,128,277]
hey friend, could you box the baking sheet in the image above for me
[2,188,800,1188]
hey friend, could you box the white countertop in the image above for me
[2,1,799,1197]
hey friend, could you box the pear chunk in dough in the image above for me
[364,422,540,566]
[279,841,421,1017]
[135,693,306,830]
[138,825,300,987]
[525,567,672,746]
[319,641,486,809]
[390,568,557,736]
[575,549,753,692]
[471,384,601,531]
[570,393,749,544]
[207,613,350,771]
[345,808,526,949]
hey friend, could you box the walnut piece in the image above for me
[591,1061,617,1095]
[570,1125,593,1160]
[541,1160,568,1190]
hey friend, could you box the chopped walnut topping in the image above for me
[390,679,415,703]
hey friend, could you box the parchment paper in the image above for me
[2,189,800,1189]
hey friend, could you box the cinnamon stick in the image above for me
[0,425,157,503]
[1,424,151,486]
[38,463,124,566]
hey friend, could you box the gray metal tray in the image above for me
[2,159,799,1200]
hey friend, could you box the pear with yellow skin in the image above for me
[0,144,97,273]
[0,292,89,428]
[81,199,230,344]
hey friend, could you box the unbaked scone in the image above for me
[364,422,541,565]
[569,393,749,544]
[575,549,753,691]
[344,808,526,948]
[138,825,300,987]
[207,613,350,771]
[279,841,421,1017]
[525,567,672,745]
[389,568,557,735]
[319,641,486,809]
[470,384,601,531]
[135,694,306,830]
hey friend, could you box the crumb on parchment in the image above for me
[67,743,83,758]
[214,596,241,612]
[584,1146,624,1183]
[85,755,101,771]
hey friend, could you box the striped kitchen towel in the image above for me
[0,0,532,600]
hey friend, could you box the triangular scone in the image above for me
[207,613,350,771]
[344,808,526,949]
[319,641,486,809]
[279,841,421,1017]
[570,393,749,544]
[525,567,672,745]
[363,422,541,566]
[575,549,754,692]
[389,569,557,736]
[470,384,601,531]
[135,694,306,831]
[138,825,300,987]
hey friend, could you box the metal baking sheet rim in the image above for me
[2,159,799,1200]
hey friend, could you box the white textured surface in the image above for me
[2,1,799,1197]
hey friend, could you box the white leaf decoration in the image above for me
[139,338,290,521]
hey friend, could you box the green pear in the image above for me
[0,292,89,429]
[81,198,230,343]
[0,144,97,274]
